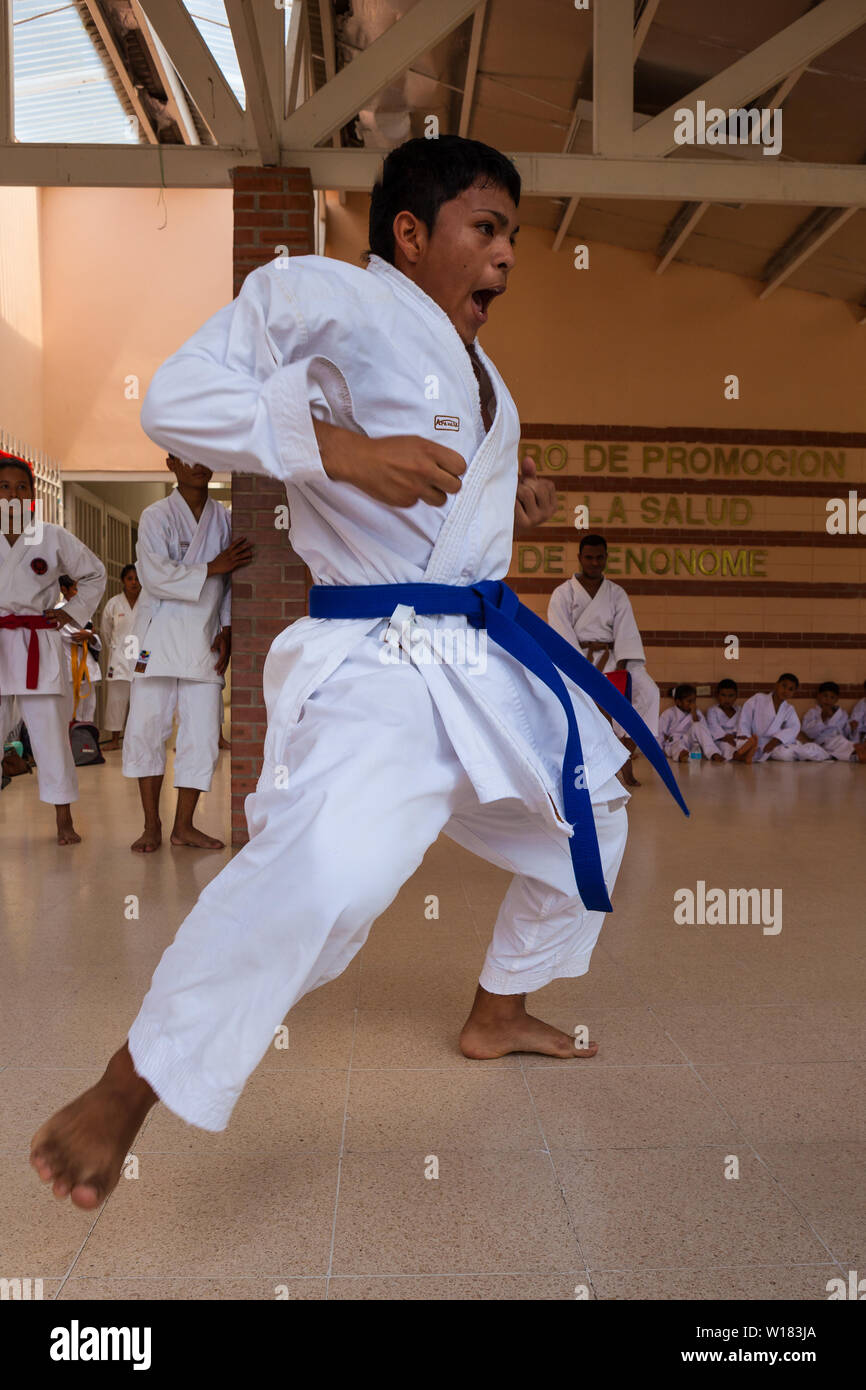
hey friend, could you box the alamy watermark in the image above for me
[0,497,44,544]
[674,881,782,935]
[379,621,487,674]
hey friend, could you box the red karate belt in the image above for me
[0,614,56,689]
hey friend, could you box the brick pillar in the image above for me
[229,167,315,845]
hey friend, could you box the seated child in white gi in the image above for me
[801,680,866,763]
[658,683,723,762]
[849,679,866,746]
[705,678,742,761]
[734,672,830,762]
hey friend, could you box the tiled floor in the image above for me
[1,744,864,1300]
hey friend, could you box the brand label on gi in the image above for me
[434,415,460,431]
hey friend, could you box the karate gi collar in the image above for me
[365,254,495,415]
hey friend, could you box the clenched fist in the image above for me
[314,419,465,508]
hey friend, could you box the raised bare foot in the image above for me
[30,1044,156,1210]
[131,821,161,853]
[459,986,598,1060]
[55,808,81,846]
[170,824,225,850]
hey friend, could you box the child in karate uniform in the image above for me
[705,679,743,761]
[0,453,105,842]
[658,684,723,762]
[801,681,866,763]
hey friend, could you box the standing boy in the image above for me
[0,453,105,843]
[101,563,141,749]
[31,136,684,1210]
[122,454,252,852]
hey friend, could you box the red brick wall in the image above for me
[230,167,315,844]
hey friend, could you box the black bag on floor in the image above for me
[69,721,105,766]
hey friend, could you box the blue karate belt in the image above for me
[308,579,689,912]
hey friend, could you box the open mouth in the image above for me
[470,285,505,321]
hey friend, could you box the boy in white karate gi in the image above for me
[101,564,141,749]
[848,680,866,745]
[58,575,102,723]
[705,678,743,761]
[734,673,829,762]
[123,455,252,852]
[0,454,105,843]
[32,136,685,1209]
[802,681,866,763]
[658,684,723,762]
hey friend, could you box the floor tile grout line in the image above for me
[671,1054,853,1273]
[517,1055,593,1292]
[52,1200,113,1301]
[323,997,361,1297]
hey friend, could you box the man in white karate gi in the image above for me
[658,684,723,762]
[734,673,830,762]
[847,681,866,745]
[801,681,866,763]
[547,535,660,784]
[101,563,141,749]
[123,455,252,852]
[0,453,105,843]
[32,136,685,1209]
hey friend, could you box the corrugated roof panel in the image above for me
[12,1,138,143]
[182,1,245,107]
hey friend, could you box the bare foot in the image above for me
[100,738,120,751]
[459,985,598,1060]
[30,1044,156,1210]
[131,821,161,853]
[678,750,689,763]
[711,754,723,762]
[55,808,81,846]
[218,735,231,750]
[620,759,640,787]
[733,736,757,763]
[170,824,225,850]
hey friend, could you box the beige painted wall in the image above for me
[41,187,232,472]
[0,186,45,451]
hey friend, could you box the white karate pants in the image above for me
[0,690,78,804]
[103,679,130,732]
[123,677,222,791]
[610,661,660,739]
[128,644,629,1131]
[811,734,855,761]
[758,739,831,762]
[70,685,97,724]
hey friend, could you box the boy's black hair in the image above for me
[120,564,137,582]
[716,679,738,694]
[818,680,840,695]
[777,672,799,687]
[674,683,697,700]
[0,451,35,489]
[578,533,608,554]
[368,135,521,265]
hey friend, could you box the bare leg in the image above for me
[733,735,758,764]
[30,1042,157,1210]
[101,732,121,750]
[170,786,224,850]
[131,774,163,853]
[459,984,598,1060]
[55,804,81,846]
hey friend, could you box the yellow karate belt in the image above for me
[70,636,93,722]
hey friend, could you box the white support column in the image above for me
[592,0,634,157]
[0,0,13,146]
[285,0,306,117]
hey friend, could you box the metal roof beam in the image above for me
[634,0,866,158]
[225,0,281,164]
[458,0,487,138]
[78,0,159,144]
[593,0,633,157]
[280,0,481,148]
[136,0,247,145]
